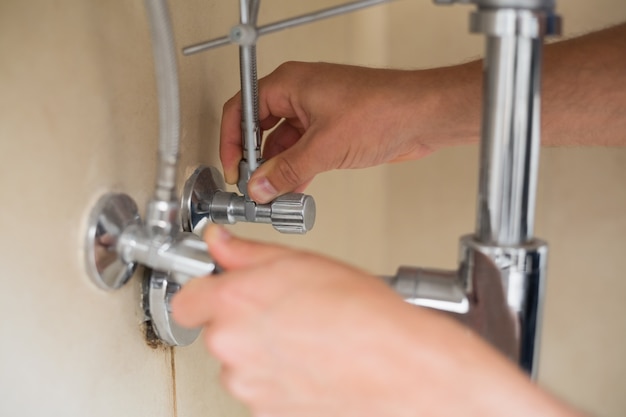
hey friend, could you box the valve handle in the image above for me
[271,193,316,234]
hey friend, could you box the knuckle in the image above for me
[272,61,312,86]
[274,155,304,188]
[222,94,239,113]
[275,60,300,74]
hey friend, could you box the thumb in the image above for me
[247,132,321,203]
[205,224,290,270]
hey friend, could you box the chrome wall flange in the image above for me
[143,269,201,347]
[181,165,226,234]
[85,193,141,290]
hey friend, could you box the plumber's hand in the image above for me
[172,225,575,417]
[220,61,480,203]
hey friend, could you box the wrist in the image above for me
[394,307,582,417]
[405,61,482,152]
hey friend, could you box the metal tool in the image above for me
[182,0,397,56]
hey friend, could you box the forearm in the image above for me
[395,305,585,417]
[219,24,625,199]
[421,23,626,149]
[542,23,626,146]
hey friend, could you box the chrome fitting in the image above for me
[84,193,141,291]
[383,267,469,314]
[85,193,219,347]
[182,165,316,235]
[145,198,180,237]
[383,235,547,376]
[470,8,561,38]
[118,224,217,285]
[433,0,555,9]
[269,193,317,234]
[473,0,555,10]
[237,159,257,197]
[229,24,258,46]
[458,235,547,376]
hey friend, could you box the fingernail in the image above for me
[249,177,278,203]
[224,171,237,185]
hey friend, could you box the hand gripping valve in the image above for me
[181,0,322,235]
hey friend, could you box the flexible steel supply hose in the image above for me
[145,0,180,202]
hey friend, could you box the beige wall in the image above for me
[384,2,626,417]
[0,1,384,416]
[1,0,624,416]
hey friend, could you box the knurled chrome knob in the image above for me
[270,193,316,234]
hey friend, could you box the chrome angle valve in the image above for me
[181,166,316,235]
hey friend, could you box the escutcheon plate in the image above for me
[85,193,141,290]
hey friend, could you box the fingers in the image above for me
[171,263,269,330]
[172,225,291,327]
[171,276,221,328]
[220,94,286,185]
[262,120,302,161]
[220,93,244,184]
[247,129,322,203]
[220,62,309,186]
[204,224,289,270]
